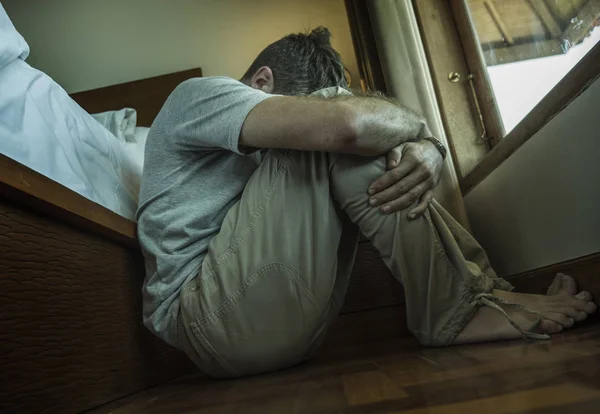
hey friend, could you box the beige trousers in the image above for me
[177,149,513,378]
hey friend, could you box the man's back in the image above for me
[136,76,272,346]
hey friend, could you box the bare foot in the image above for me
[453,274,597,344]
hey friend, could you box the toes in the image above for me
[560,274,578,296]
[561,309,589,322]
[570,293,596,313]
[548,274,578,296]
[545,312,575,328]
[576,291,592,302]
[575,311,588,322]
[547,274,564,295]
[555,306,583,320]
[539,319,563,334]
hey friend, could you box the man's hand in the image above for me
[368,140,444,219]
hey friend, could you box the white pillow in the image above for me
[115,126,149,203]
[91,110,149,202]
[91,108,137,142]
[130,127,149,162]
[0,3,29,71]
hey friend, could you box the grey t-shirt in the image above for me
[136,76,274,347]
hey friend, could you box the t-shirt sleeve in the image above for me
[167,76,275,154]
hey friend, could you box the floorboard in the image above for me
[88,322,600,414]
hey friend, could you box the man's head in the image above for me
[241,27,348,96]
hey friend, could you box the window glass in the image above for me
[467,0,599,133]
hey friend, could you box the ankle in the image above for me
[492,289,518,299]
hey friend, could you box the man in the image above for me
[137,27,596,377]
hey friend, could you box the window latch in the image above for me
[467,74,490,143]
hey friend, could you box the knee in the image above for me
[332,152,387,176]
[330,154,387,197]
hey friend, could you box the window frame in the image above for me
[414,0,600,194]
[449,0,505,149]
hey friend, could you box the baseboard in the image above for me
[507,251,600,302]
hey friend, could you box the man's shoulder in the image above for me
[174,76,247,96]
[156,76,248,131]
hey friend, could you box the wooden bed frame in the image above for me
[2,68,598,413]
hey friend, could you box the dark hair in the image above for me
[241,27,347,95]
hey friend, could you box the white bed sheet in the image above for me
[0,58,139,220]
[0,3,29,70]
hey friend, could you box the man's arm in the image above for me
[240,90,445,219]
[240,95,432,156]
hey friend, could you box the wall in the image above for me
[465,78,600,277]
[3,0,359,93]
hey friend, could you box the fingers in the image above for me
[369,167,428,207]
[369,142,440,216]
[376,180,432,214]
[386,146,404,169]
[369,158,416,195]
[408,189,434,219]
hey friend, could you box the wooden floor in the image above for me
[90,321,600,414]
